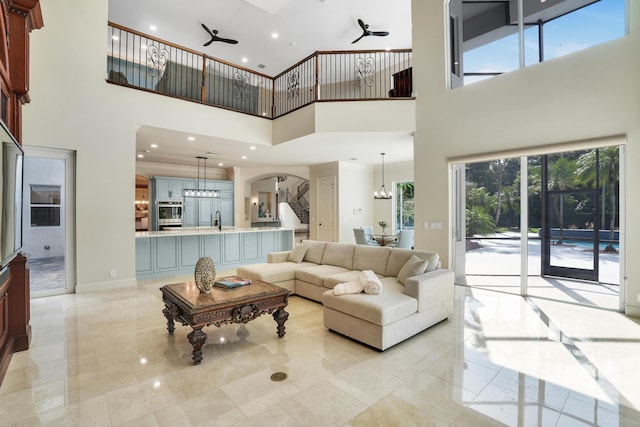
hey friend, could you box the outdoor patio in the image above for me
[465,233,620,310]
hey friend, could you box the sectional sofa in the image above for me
[237,240,454,350]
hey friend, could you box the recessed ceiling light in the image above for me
[137,154,144,158]
[241,57,248,63]
[112,35,119,41]
[144,150,151,153]
[290,42,296,46]
[242,155,247,159]
[150,25,157,31]
[187,136,195,141]
[272,32,279,39]
[150,143,158,148]
[218,163,224,166]
[250,146,256,150]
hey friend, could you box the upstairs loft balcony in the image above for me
[107,23,413,120]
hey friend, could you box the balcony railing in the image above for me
[107,23,412,119]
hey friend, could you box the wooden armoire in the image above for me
[0,0,43,386]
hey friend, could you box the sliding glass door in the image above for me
[457,145,622,307]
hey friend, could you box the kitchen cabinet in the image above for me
[183,197,234,227]
[157,176,234,229]
[151,176,234,229]
[154,178,192,200]
[135,228,294,279]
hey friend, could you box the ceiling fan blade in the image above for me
[203,39,214,47]
[201,23,214,36]
[369,31,389,37]
[357,18,367,31]
[351,34,365,44]
[218,37,239,45]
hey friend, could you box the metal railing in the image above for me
[107,23,412,119]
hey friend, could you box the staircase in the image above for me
[284,181,309,224]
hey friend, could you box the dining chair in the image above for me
[354,228,379,246]
[389,229,414,249]
[361,225,376,241]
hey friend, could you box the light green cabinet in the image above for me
[135,229,294,279]
[151,176,234,230]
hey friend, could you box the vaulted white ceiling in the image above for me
[108,0,412,77]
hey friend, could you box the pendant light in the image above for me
[183,156,220,198]
[374,152,392,199]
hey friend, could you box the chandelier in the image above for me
[183,156,220,198]
[374,153,392,199]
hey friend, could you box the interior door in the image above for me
[317,175,336,242]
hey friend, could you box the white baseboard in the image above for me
[75,278,137,293]
[624,305,640,319]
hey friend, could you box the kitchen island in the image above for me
[135,227,294,279]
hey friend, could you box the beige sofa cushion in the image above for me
[322,279,417,326]
[386,249,439,277]
[301,240,327,264]
[296,264,351,287]
[353,246,392,276]
[397,255,429,285]
[288,244,309,263]
[237,261,316,283]
[321,243,355,269]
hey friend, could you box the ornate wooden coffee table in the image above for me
[160,280,290,365]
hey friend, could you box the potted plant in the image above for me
[378,220,388,235]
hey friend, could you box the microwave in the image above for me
[158,201,183,227]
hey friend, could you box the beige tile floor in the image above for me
[2,278,640,426]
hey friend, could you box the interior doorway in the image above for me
[22,147,76,296]
[455,145,623,310]
[317,176,336,242]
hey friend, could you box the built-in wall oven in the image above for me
[157,201,183,228]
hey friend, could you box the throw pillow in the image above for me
[288,244,309,263]
[397,255,428,285]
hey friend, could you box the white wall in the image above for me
[279,203,304,229]
[411,1,640,314]
[338,162,375,243]
[23,0,273,292]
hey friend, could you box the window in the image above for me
[30,185,61,227]
[395,182,414,230]
[450,0,626,87]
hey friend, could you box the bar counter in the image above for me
[135,226,294,279]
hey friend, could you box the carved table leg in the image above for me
[162,304,176,335]
[187,327,207,365]
[273,308,289,338]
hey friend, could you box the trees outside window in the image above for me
[395,182,414,231]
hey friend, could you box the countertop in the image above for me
[135,226,293,238]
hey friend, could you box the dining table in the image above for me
[373,234,398,246]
